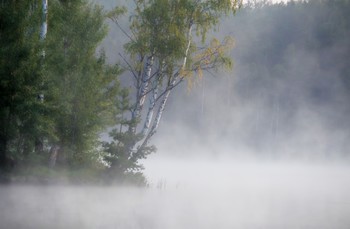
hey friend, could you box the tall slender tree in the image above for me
[44,0,123,168]
[0,1,44,170]
[104,0,241,175]
[41,0,48,41]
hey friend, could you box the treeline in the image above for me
[230,0,350,156]
[0,0,146,184]
[163,0,350,158]
[233,0,350,96]
[236,0,350,157]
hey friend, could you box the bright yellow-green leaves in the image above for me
[194,36,234,70]
[181,36,235,88]
[118,0,239,81]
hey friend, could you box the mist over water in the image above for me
[1,161,350,228]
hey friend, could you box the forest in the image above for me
[1,0,349,185]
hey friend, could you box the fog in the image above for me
[150,2,350,161]
[1,161,350,228]
[2,1,350,228]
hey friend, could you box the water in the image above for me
[1,160,350,229]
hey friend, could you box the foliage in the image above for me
[0,0,128,184]
[0,0,45,170]
[44,0,122,168]
[103,0,240,175]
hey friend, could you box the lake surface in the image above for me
[1,160,350,229]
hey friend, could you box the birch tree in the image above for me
[40,0,48,41]
[104,0,241,175]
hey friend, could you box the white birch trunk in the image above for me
[138,23,194,150]
[141,79,158,136]
[182,22,193,69]
[147,22,193,134]
[40,0,48,41]
[41,0,59,168]
[130,55,154,134]
[139,55,154,108]
[151,89,170,134]
[138,89,170,151]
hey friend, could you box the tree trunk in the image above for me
[48,145,60,168]
[40,0,48,41]
[0,137,8,169]
[130,55,154,134]
[138,89,171,152]
[137,23,193,152]
[141,61,165,136]
[182,22,193,69]
[141,82,158,136]
[0,108,12,170]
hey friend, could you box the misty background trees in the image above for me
[156,0,350,159]
[231,0,350,157]
[1,0,350,184]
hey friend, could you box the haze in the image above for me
[1,0,350,228]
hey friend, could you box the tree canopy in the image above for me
[0,0,124,184]
[103,0,240,176]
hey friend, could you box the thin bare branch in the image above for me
[204,69,217,77]
[155,77,184,103]
[111,19,135,43]
[118,53,138,81]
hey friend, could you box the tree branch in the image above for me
[118,53,138,81]
[111,18,135,43]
